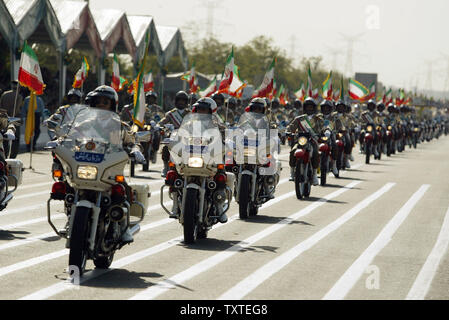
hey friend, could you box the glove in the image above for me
[46,140,59,148]
[4,129,15,141]
[131,150,146,164]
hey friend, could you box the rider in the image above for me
[360,99,380,158]
[318,100,339,177]
[287,97,322,186]
[46,88,83,124]
[158,90,190,177]
[335,100,354,168]
[0,109,17,160]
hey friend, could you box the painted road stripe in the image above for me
[406,205,449,300]
[218,182,395,300]
[129,181,361,300]
[323,184,430,300]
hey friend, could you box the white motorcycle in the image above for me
[160,113,234,244]
[46,106,151,276]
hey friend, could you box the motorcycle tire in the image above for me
[320,154,327,186]
[68,206,90,276]
[295,161,304,200]
[130,161,135,177]
[239,175,251,219]
[197,228,208,239]
[365,142,371,164]
[304,165,312,197]
[183,188,199,244]
[249,205,259,216]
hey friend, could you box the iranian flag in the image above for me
[294,83,305,101]
[252,57,276,98]
[366,82,376,100]
[217,47,234,94]
[229,64,247,97]
[72,56,90,89]
[322,71,333,100]
[144,70,154,92]
[181,63,199,94]
[18,42,45,95]
[199,75,217,98]
[306,65,313,98]
[348,79,369,101]
[332,89,341,102]
[396,88,405,105]
[312,88,319,100]
[269,79,277,100]
[133,31,150,128]
[111,53,121,92]
[384,88,392,104]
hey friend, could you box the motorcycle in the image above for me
[318,130,332,185]
[0,117,23,211]
[230,112,281,219]
[290,131,314,200]
[46,106,150,276]
[160,113,234,244]
[362,123,376,164]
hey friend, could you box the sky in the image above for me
[90,0,449,94]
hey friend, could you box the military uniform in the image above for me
[0,108,16,159]
[216,106,235,126]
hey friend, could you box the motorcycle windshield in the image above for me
[60,107,123,153]
[55,104,89,137]
[170,113,223,165]
[237,112,269,133]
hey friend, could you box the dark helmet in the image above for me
[294,99,302,109]
[271,98,280,109]
[67,88,82,99]
[320,99,334,115]
[264,97,271,107]
[387,103,395,113]
[245,97,267,114]
[367,99,376,111]
[400,105,408,113]
[377,102,385,112]
[189,93,198,105]
[346,104,352,113]
[335,99,346,113]
[191,97,217,114]
[86,85,118,111]
[146,90,158,99]
[211,92,225,107]
[174,90,189,109]
[226,97,237,108]
[303,97,317,115]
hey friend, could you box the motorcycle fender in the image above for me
[294,149,309,162]
[319,143,330,154]
[387,131,392,137]
[236,170,256,202]
[336,139,344,148]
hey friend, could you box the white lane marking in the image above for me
[129,181,361,300]
[17,181,53,191]
[0,214,65,231]
[218,182,395,300]
[406,205,449,300]
[18,177,328,300]
[323,184,430,300]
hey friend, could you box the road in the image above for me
[1,137,449,301]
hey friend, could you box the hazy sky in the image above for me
[90,0,449,93]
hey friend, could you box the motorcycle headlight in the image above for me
[298,136,308,146]
[243,148,257,157]
[321,136,329,141]
[77,165,98,180]
[188,157,204,168]
[387,126,392,131]
[414,127,419,132]
[366,125,373,132]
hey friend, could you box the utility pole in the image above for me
[340,32,365,77]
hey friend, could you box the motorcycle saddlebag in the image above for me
[128,182,151,218]
[6,159,23,187]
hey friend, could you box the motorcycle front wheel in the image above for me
[239,175,251,219]
[183,188,199,244]
[68,206,90,276]
[320,154,328,186]
[295,161,305,200]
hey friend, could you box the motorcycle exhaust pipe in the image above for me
[130,223,140,236]
[264,175,276,186]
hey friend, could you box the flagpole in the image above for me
[9,82,21,158]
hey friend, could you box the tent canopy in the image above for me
[0,0,16,49]
[91,8,136,60]
[156,25,188,68]
[127,15,163,65]
[48,0,102,57]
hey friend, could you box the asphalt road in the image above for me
[1,136,449,301]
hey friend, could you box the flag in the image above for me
[367,82,376,100]
[229,64,247,97]
[18,42,45,95]
[72,56,89,89]
[294,83,305,101]
[332,89,341,102]
[132,32,150,128]
[348,78,369,101]
[118,76,128,92]
[181,62,199,94]
[322,71,333,100]
[144,70,154,92]
[312,88,319,100]
[252,57,276,98]
[396,88,405,105]
[24,92,37,145]
[306,65,313,98]
[199,75,218,98]
[384,88,392,105]
[217,47,234,94]
[111,53,121,92]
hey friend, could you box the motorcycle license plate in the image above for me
[74,152,104,163]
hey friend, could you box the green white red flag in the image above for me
[229,64,246,97]
[144,70,154,92]
[181,62,199,94]
[348,78,369,101]
[294,83,305,101]
[111,53,121,92]
[306,65,313,98]
[383,88,392,104]
[366,82,376,100]
[18,42,45,95]
[217,48,234,94]
[132,31,150,128]
[199,75,218,98]
[322,71,333,100]
[72,56,89,89]
[252,57,276,98]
